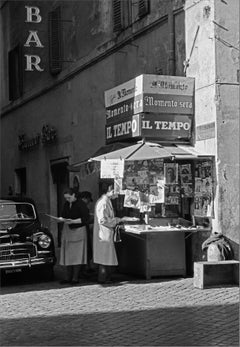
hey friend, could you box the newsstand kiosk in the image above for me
[92,74,215,279]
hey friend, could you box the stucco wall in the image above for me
[1,0,185,109]
[1,1,186,244]
[185,0,216,129]
[185,0,239,256]
[214,0,239,247]
[185,0,218,232]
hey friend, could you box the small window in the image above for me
[113,0,150,32]
[8,45,23,101]
[113,0,123,32]
[48,7,62,75]
[138,0,150,18]
[113,0,134,32]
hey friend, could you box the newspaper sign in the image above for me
[100,159,124,178]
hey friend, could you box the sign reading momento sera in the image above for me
[105,75,195,123]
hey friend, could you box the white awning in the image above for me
[90,141,214,161]
[68,141,214,172]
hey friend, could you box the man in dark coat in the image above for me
[79,191,94,271]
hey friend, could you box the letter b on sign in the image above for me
[25,6,42,23]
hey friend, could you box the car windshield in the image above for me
[0,203,36,221]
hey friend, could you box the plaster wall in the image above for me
[1,0,186,246]
[1,0,185,110]
[185,0,239,255]
[1,15,186,243]
[185,0,216,128]
[214,0,239,247]
[185,0,218,230]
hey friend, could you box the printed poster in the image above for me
[194,177,202,194]
[123,189,141,209]
[165,195,179,205]
[194,173,214,217]
[180,164,192,184]
[148,179,165,204]
[164,184,180,205]
[114,177,123,194]
[182,184,193,197]
[123,159,164,193]
[164,163,178,184]
[179,165,193,197]
[139,192,151,212]
[202,177,213,194]
[100,159,124,178]
[194,194,213,217]
[195,160,213,179]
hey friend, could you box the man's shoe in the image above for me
[79,272,89,279]
[98,279,113,285]
[59,279,71,285]
[71,280,80,285]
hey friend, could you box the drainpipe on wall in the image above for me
[168,0,175,75]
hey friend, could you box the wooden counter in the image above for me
[116,225,197,280]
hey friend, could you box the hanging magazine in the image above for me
[123,190,141,209]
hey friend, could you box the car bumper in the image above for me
[0,256,55,270]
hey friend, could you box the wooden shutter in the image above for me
[113,0,123,32]
[8,45,23,101]
[138,0,150,18]
[48,7,62,75]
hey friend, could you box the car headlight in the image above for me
[38,234,51,248]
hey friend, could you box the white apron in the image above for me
[60,224,87,266]
[93,195,119,266]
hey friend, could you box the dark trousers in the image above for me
[98,264,114,283]
[66,265,82,281]
[87,225,93,265]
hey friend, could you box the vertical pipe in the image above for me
[168,0,175,75]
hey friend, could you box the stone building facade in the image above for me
[0,0,239,257]
[185,0,239,256]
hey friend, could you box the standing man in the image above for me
[93,183,121,284]
[79,191,94,271]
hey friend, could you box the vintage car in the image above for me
[0,197,56,280]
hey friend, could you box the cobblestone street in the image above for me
[1,275,239,346]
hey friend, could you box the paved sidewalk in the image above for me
[1,272,239,347]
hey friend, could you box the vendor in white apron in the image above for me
[93,183,122,284]
[59,187,90,285]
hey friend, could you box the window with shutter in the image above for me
[48,7,62,75]
[113,0,123,32]
[8,45,23,101]
[138,0,150,18]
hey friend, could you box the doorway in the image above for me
[51,160,69,246]
[15,167,27,196]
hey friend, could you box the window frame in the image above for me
[8,44,23,101]
[113,0,150,33]
[48,6,62,75]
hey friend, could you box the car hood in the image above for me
[0,220,41,243]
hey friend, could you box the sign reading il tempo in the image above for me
[105,75,195,123]
[140,113,192,142]
[106,113,193,144]
[106,114,141,143]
